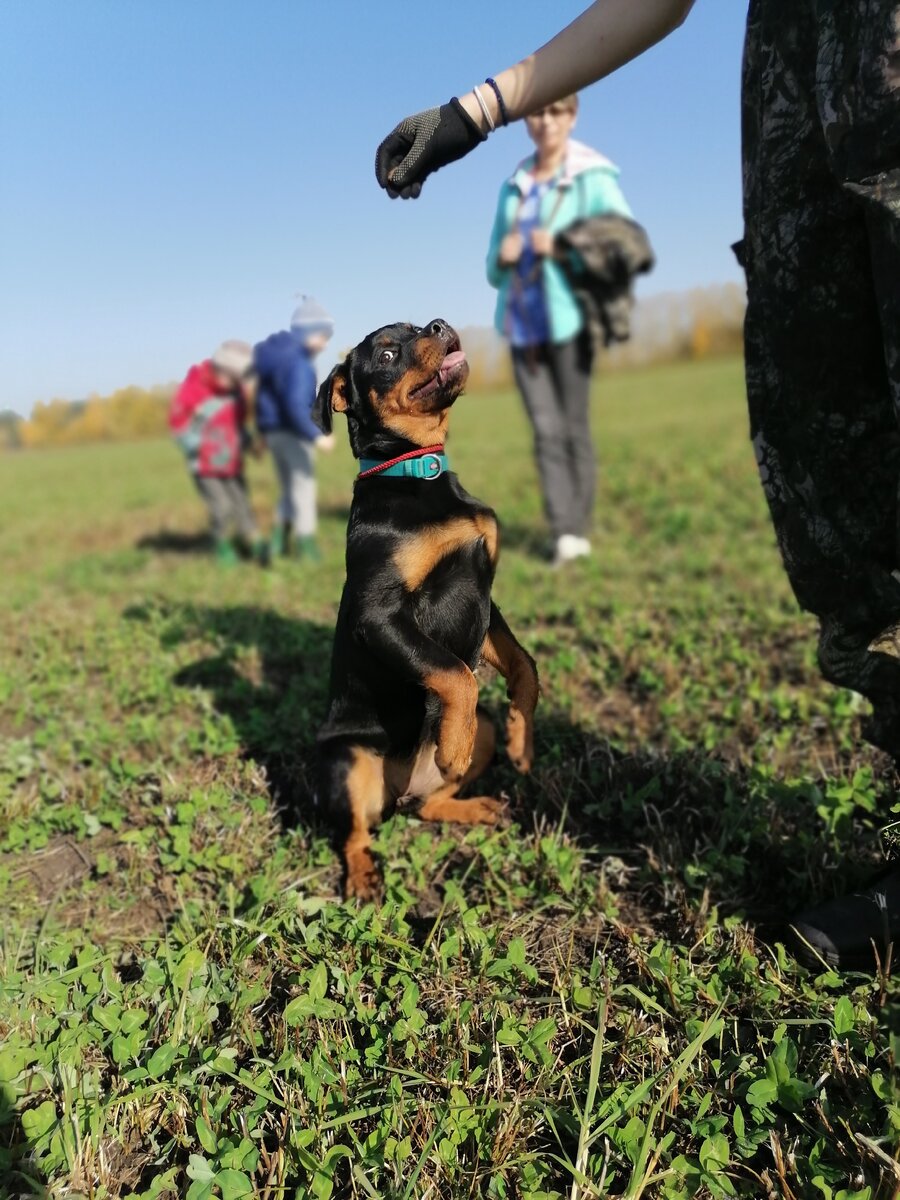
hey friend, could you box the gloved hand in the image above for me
[375,99,486,199]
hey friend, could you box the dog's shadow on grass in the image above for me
[152,602,872,935]
[158,603,334,831]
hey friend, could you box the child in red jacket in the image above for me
[170,340,268,566]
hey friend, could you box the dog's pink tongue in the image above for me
[438,349,466,383]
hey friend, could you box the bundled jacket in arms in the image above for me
[555,215,655,349]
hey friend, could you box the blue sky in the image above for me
[0,1,746,416]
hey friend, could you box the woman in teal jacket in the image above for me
[486,94,632,565]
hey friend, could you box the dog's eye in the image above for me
[378,349,396,366]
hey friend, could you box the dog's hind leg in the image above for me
[322,744,389,901]
[416,711,504,826]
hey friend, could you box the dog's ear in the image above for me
[313,363,350,434]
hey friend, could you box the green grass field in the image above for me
[1,357,898,1199]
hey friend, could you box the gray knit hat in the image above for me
[211,339,253,378]
[290,295,334,339]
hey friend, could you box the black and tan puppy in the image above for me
[314,318,539,899]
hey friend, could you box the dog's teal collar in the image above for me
[357,445,448,481]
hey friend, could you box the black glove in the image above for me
[375,98,486,199]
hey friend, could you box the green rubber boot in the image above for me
[295,535,322,564]
[270,521,290,558]
[215,539,239,568]
[252,538,271,568]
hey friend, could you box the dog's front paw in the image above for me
[506,706,534,773]
[344,852,384,903]
[435,719,477,783]
[434,744,474,783]
[466,796,507,825]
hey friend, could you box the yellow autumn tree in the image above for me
[18,386,172,448]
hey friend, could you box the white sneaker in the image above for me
[553,534,590,566]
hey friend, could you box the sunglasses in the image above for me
[528,104,575,120]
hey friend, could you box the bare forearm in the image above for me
[374,0,696,196]
[459,0,696,128]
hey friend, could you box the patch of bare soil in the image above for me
[7,834,108,895]
[2,832,178,941]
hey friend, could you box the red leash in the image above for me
[357,444,445,479]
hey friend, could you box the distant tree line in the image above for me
[463,282,746,391]
[2,284,745,450]
[4,385,172,450]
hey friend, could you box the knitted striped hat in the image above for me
[290,295,334,339]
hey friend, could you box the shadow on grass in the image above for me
[1,1081,50,1198]
[159,604,334,831]
[151,602,882,943]
[136,529,213,555]
[512,719,869,940]
[493,519,552,561]
[318,501,352,524]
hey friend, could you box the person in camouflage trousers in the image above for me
[738,0,900,967]
[742,0,900,755]
[373,0,900,969]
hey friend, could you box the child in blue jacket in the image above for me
[254,297,335,561]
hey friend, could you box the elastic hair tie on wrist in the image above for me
[472,84,496,133]
[485,77,509,126]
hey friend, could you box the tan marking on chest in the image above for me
[393,513,499,591]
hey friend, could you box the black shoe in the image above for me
[789,865,900,971]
